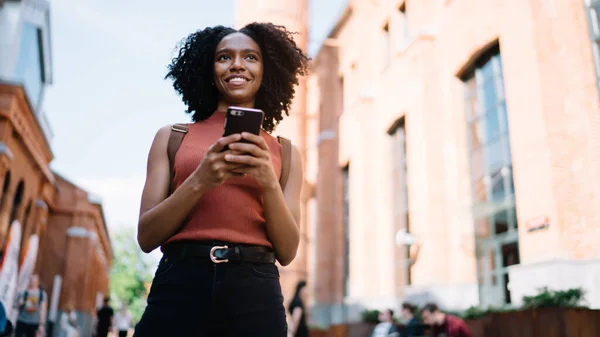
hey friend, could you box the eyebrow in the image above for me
[216,48,261,55]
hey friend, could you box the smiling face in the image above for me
[214,32,263,111]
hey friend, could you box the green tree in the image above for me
[109,227,153,324]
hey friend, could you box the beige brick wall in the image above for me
[306,0,600,312]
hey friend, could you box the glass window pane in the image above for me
[497,103,509,132]
[482,80,496,111]
[494,209,509,234]
[485,107,501,141]
[13,23,44,109]
[481,60,495,82]
[501,242,520,267]
[485,137,506,173]
[491,169,505,201]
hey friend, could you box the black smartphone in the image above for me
[222,106,265,149]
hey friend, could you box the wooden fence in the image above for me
[311,308,600,337]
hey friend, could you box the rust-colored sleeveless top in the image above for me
[164,110,282,248]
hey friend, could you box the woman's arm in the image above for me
[137,125,243,253]
[226,133,302,266]
[261,144,302,266]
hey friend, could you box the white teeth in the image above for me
[228,77,248,83]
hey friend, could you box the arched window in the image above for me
[0,171,11,206]
[9,180,24,225]
[460,43,520,307]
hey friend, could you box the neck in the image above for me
[217,100,255,111]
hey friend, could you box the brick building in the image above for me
[0,0,112,335]
[238,0,600,327]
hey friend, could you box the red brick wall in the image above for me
[0,84,112,318]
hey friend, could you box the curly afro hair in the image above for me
[165,23,310,133]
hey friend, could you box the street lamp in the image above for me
[395,228,416,246]
[395,228,420,266]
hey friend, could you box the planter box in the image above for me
[466,307,600,337]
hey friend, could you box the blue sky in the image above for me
[44,0,347,237]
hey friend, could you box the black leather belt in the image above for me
[162,242,275,264]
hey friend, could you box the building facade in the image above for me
[234,0,600,328]
[306,0,600,326]
[0,0,112,335]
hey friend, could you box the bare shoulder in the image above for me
[155,124,174,144]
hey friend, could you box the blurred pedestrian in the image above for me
[95,297,113,337]
[371,309,399,337]
[57,304,78,337]
[15,274,47,337]
[113,304,132,337]
[399,303,424,337]
[421,303,472,337]
[0,300,12,337]
[287,281,308,337]
[133,21,309,337]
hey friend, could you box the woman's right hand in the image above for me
[191,133,245,190]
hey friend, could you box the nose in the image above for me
[230,55,245,71]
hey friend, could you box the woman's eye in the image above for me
[218,54,231,61]
[246,54,258,60]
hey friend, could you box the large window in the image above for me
[342,164,350,297]
[390,118,412,285]
[587,0,600,93]
[13,22,45,110]
[463,44,519,306]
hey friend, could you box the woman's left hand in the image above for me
[224,132,278,188]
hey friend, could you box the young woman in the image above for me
[287,281,308,337]
[133,23,309,337]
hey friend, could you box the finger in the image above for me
[228,142,265,158]
[229,166,252,174]
[224,154,262,166]
[241,132,268,150]
[226,163,248,171]
[209,134,242,153]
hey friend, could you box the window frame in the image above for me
[586,0,600,93]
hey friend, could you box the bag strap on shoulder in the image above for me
[277,136,292,191]
[168,123,189,195]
